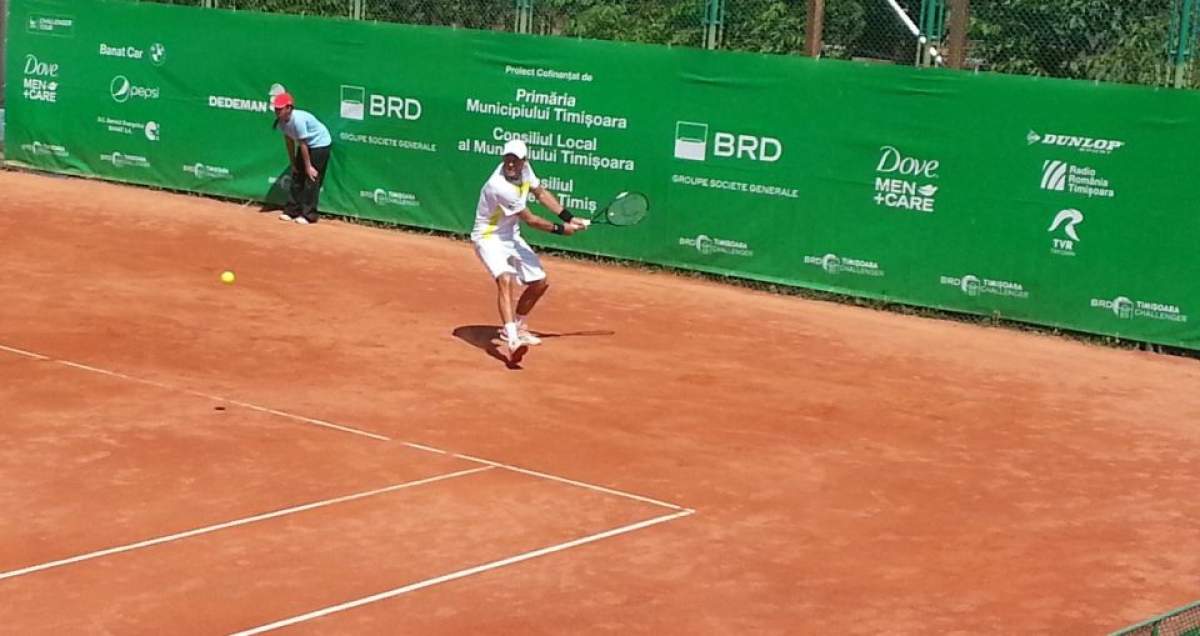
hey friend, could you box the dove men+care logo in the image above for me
[873,146,939,213]
[22,54,59,103]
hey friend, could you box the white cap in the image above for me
[502,139,528,159]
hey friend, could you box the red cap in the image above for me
[272,92,294,109]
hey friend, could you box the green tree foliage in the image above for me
[969,0,1173,82]
[220,0,350,15]
[365,0,515,29]
[532,0,704,46]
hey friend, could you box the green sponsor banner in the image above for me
[6,0,1199,349]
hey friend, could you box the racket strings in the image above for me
[606,194,648,226]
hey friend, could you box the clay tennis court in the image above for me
[1,168,1198,634]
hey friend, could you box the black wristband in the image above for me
[558,209,574,222]
[551,223,565,235]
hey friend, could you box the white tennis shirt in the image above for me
[471,162,540,242]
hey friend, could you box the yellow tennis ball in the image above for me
[220,271,235,284]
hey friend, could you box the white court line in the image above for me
[189,392,391,442]
[3,341,699,628]
[0,344,50,360]
[454,453,691,512]
[401,442,447,455]
[0,345,390,442]
[0,341,691,513]
[0,466,493,582]
[230,509,694,636]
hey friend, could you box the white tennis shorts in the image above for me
[473,237,546,283]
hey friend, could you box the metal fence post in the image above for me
[1169,0,1198,88]
[515,0,533,34]
[916,0,945,66]
[703,0,725,50]
[946,0,969,69]
[805,0,825,57]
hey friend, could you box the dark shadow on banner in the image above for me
[260,168,293,212]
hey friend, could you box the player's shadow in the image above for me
[451,325,615,370]
[452,325,517,369]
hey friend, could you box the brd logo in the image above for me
[821,254,842,275]
[1091,296,1134,319]
[674,121,782,163]
[340,85,422,121]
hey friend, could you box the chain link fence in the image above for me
[824,0,919,63]
[124,0,1200,88]
[718,1,807,55]
[360,0,511,28]
[527,1,703,45]
[1111,600,1200,636]
[968,0,1175,85]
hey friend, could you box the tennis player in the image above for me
[471,139,587,358]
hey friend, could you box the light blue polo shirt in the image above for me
[280,109,331,149]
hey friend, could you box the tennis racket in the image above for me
[583,191,649,227]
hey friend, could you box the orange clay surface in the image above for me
[1,169,1199,634]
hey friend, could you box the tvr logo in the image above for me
[673,121,782,163]
[1048,208,1083,256]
